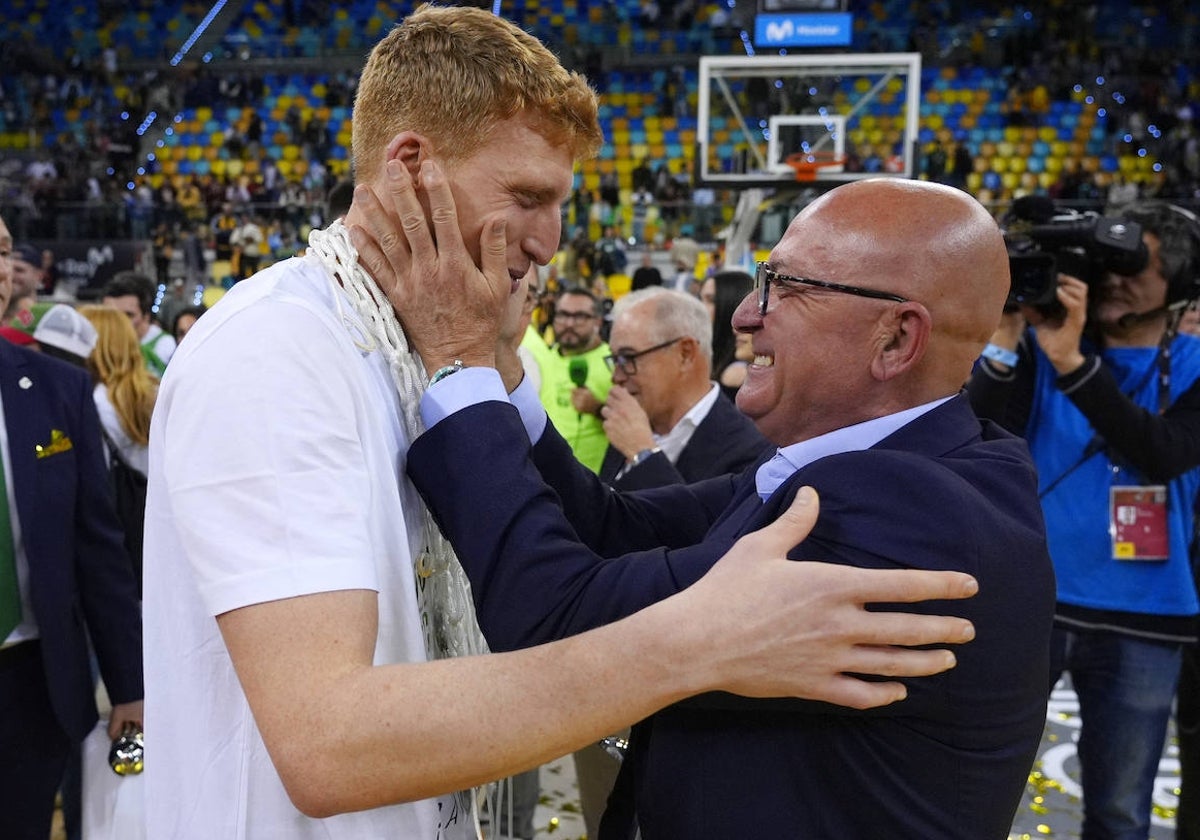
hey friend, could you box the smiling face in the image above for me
[9,253,41,301]
[730,178,1010,447]
[731,256,897,446]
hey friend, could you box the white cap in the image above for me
[33,304,98,360]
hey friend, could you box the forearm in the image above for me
[410,403,684,646]
[229,589,699,818]
[322,602,695,812]
[965,335,1035,434]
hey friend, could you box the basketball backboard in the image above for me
[697,53,922,189]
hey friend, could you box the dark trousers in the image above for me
[1178,642,1200,840]
[0,641,73,840]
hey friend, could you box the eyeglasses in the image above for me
[605,337,684,375]
[754,262,909,316]
[554,309,597,323]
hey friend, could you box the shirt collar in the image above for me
[655,382,720,464]
[754,395,953,501]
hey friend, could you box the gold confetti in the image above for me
[1036,824,1053,835]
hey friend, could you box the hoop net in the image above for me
[784,151,846,182]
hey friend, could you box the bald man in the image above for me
[358,177,1055,838]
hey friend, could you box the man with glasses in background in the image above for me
[535,286,612,472]
[360,175,1057,838]
[599,286,769,491]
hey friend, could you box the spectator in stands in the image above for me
[669,226,701,295]
[171,305,207,345]
[630,185,654,244]
[101,271,175,377]
[3,243,43,321]
[230,213,266,280]
[631,252,663,291]
[78,304,157,477]
[594,224,627,279]
[701,268,757,401]
[598,171,620,225]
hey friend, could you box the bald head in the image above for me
[773,178,1009,389]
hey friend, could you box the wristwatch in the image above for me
[429,360,465,385]
[628,446,662,468]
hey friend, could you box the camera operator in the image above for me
[968,200,1200,840]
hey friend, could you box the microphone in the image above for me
[568,356,589,420]
[568,356,588,388]
[1117,306,1169,329]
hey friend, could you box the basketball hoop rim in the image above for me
[784,151,847,183]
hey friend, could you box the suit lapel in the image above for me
[0,343,46,545]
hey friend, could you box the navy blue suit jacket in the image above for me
[0,340,142,741]
[598,389,771,491]
[408,394,1055,838]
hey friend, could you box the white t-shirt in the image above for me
[143,255,474,839]
[93,382,149,475]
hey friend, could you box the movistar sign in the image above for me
[755,12,852,47]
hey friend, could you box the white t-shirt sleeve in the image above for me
[159,299,379,617]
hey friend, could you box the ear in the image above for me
[678,335,700,366]
[870,303,930,381]
[383,131,432,182]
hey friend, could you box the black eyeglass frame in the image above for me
[604,337,685,375]
[755,262,909,315]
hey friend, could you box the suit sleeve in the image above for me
[70,370,144,704]
[610,450,687,492]
[407,402,737,650]
[529,415,735,553]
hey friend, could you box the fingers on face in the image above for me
[417,160,469,259]
[382,160,434,267]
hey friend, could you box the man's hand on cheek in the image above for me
[348,159,508,373]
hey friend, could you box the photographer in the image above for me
[968,201,1200,840]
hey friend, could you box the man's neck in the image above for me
[656,380,714,435]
